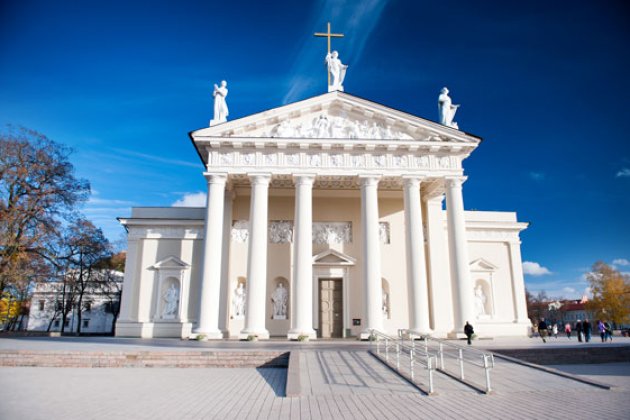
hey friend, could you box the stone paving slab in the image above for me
[1,364,629,419]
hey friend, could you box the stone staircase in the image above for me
[0,350,289,368]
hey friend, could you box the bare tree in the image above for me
[59,218,111,335]
[0,126,89,297]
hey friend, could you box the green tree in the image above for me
[585,261,630,327]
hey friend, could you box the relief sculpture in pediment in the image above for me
[267,115,414,140]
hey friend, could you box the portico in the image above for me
[116,90,530,340]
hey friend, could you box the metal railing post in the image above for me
[409,348,414,381]
[427,355,434,394]
[396,344,400,370]
[439,342,444,369]
[458,348,465,380]
[484,355,492,393]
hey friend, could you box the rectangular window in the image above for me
[53,319,60,327]
[63,319,70,327]
[38,300,45,311]
[56,301,63,311]
[84,301,92,312]
[103,302,113,313]
[82,319,89,328]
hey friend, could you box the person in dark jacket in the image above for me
[576,320,583,342]
[464,321,474,345]
[538,318,548,343]
[583,319,592,342]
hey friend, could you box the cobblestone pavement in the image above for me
[2,354,629,419]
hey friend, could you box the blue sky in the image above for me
[1,0,629,299]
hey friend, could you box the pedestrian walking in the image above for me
[464,321,474,345]
[598,320,606,342]
[604,321,613,342]
[564,322,572,339]
[552,323,558,339]
[583,319,591,342]
[538,318,548,343]
[576,320,583,342]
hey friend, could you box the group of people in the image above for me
[535,318,614,343]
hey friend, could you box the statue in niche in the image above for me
[382,292,389,319]
[232,283,246,319]
[438,87,460,129]
[474,284,487,317]
[271,283,288,320]
[162,283,179,319]
[210,80,229,126]
[325,50,348,91]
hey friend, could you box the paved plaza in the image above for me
[1,336,629,419]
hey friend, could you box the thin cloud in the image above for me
[529,171,545,181]
[523,261,552,276]
[111,148,199,168]
[616,168,630,177]
[613,258,630,266]
[88,197,136,206]
[172,192,207,207]
[282,0,390,103]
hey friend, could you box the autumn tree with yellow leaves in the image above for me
[585,261,630,327]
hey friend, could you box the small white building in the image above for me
[27,271,123,334]
[116,90,531,340]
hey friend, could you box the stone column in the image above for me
[423,195,453,334]
[445,176,474,332]
[241,174,271,339]
[359,175,383,337]
[508,241,529,323]
[288,174,316,340]
[194,173,227,339]
[118,237,139,322]
[403,176,431,334]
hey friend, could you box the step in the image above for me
[0,350,289,368]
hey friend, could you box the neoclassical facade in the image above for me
[116,91,530,339]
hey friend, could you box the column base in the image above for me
[408,328,432,338]
[360,328,383,340]
[239,328,270,340]
[287,328,317,340]
[191,328,224,340]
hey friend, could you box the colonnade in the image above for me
[192,172,474,339]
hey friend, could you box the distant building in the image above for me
[560,300,594,325]
[27,271,123,334]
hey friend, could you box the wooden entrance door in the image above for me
[319,278,343,338]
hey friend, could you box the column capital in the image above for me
[203,172,228,185]
[358,174,381,188]
[444,175,468,189]
[402,175,426,188]
[292,174,316,186]
[247,173,272,185]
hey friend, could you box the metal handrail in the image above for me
[397,329,494,393]
[369,329,437,394]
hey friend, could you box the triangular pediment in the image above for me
[469,258,498,272]
[151,255,190,270]
[313,249,356,266]
[191,91,480,144]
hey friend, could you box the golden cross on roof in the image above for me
[314,22,344,86]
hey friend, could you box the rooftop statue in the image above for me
[326,51,348,92]
[210,80,229,126]
[438,87,460,129]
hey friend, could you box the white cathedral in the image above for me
[116,53,530,340]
